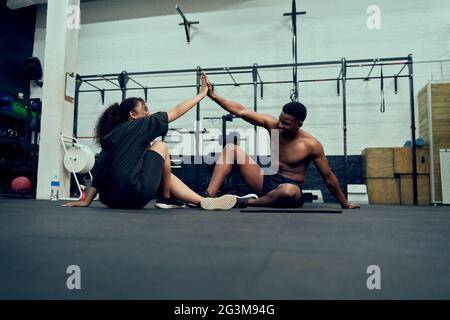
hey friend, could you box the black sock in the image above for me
[203,190,214,198]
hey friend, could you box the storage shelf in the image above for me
[0,136,24,146]
[0,108,27,121]
[0,193,34,199]
[0,163,36,169]
[0,94,40,198]
[0,137,39,151]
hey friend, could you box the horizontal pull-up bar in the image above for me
[128,76,148,101]
[347,61,410,68]
[128,76,145,88]
[225,67,239,86]
[100,75,120,88]
[77,74,410,93]
[362,59,378,80]
[84,69,254,82]
[79,56,411,80]
[396,63,408,76]
[206,70,253,76]
[82,80,102,91]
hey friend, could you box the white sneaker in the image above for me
[200,194,237,210]
[236,193,258,200]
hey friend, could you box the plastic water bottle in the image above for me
[50,175,60,201]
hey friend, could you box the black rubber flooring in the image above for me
[0,199,449,299]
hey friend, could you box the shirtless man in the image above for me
[204,75,360,209]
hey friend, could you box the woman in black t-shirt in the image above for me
[63,73,237,210]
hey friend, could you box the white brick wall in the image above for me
[31,0,450,155]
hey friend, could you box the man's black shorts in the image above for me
[261,172,304,206]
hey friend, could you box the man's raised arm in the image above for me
[205,75,277,130]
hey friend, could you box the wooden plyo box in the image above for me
[365,178,400,204]
[362,148,394,178]
[399,174,430,205]
[363,147,432,205]
[393,147,429,174]
[418,82,450,202]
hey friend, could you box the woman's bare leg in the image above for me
[171,174,237,210]
[149,141,171,198]
[170,174,203,205]
[160,152,171,198]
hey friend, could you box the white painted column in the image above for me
[36,0,80,199]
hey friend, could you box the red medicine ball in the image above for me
[11,176,32,193]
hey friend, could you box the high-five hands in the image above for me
[199,72,215,98]
[204,73,215,98]
[199,72,208,97]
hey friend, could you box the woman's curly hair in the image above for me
[94,97,144,145]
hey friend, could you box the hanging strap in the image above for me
[290,0,298,102]
[380,66,385,113]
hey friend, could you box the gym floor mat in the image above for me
[240,206,343,213]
